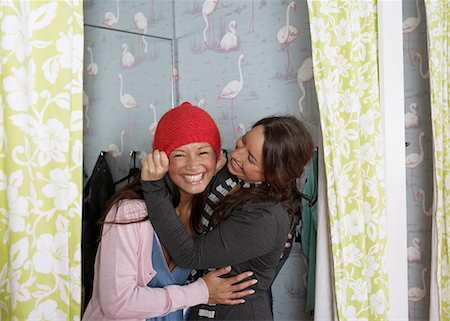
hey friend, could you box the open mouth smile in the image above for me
[230,158,242,171]
[183,173,204,184]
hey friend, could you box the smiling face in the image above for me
[168,142,217,197]
[227,125,265,183]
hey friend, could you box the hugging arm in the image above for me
[141,179,278,269]
[93,202,208,319]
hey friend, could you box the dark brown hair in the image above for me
[212,116,314,225]
[99,173,206,232]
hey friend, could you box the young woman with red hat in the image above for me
[82,102,256,321]
[141,115,315,321]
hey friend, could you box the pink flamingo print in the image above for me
[407,238,422,263]
[86,46,98,77]
[237,123,246,136]
[202,0,219,48]
[403,0,420,64]
[148,104,157,136]
[108,130,125,159]
[121,44,135,68]
[405,103,419,129]
[277,1,298,80]
[172,67,180,83]
[416,189,432,217]
[198,98,206,108]
[83,91,90,132]
[220,20,238,52]
[103,0,120,27]
[219,53,244,138]
[133,12,149,57]
[406,131,424,200]
[86,46,98,94]
[414,53,429,79]
[297,57,313,118]
[408,267,427,321]
[249,0,255,33]
[118,73,138,139]
[149,0,157,24]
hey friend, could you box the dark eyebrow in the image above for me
[244,135,261,166]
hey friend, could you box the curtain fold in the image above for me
[314,141,339,321]
[307,1,389,320]
[424,1,450,320]
[0,1,83,319]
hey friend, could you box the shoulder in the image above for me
[241,201,285,213]
[106,199,148,222]
[238,202,289,223]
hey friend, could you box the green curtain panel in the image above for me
[0,1,83,319]
[307,1,389,320]
[424,1,450,319]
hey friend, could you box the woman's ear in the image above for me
[215,150,227,174]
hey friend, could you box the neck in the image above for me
[176,191,195,237]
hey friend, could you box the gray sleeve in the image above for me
[141,179,279,269]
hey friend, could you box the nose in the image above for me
[231,148,244,163]
[185,155,200,170]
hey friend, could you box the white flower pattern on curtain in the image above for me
[307,1,389,320]
[424,0,450,319]
[0,1,83,319]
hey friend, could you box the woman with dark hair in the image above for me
[82,102,255,321]
[141,115,315,321]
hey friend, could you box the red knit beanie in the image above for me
[153,102,221,158]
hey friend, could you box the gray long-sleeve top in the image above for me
[141,179,291,321]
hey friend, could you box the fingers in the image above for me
[225,270,254,285]
[160,151,169,168]
[206,266,232,278]
[284,232,293,249]
[140,150,169,181]
[218,298,246,305]
[216,268,258,295]
[229,279,258,293]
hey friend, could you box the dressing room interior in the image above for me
[1,1,449,320]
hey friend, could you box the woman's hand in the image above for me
[141,150,169,181]
[202,266,257,305]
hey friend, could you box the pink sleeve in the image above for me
[96,201,208,319]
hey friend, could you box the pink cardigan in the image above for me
[82,199,208,321]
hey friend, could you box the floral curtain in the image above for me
[0,1,83,319]
[424,0,450,319]
[307,1,389,320]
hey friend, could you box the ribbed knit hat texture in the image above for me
[153,102,221,158]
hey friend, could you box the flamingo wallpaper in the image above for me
[83,1,174,181]
[403,0,432,320]
[82,0,432,320]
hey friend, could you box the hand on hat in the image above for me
[141,150,169,181]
